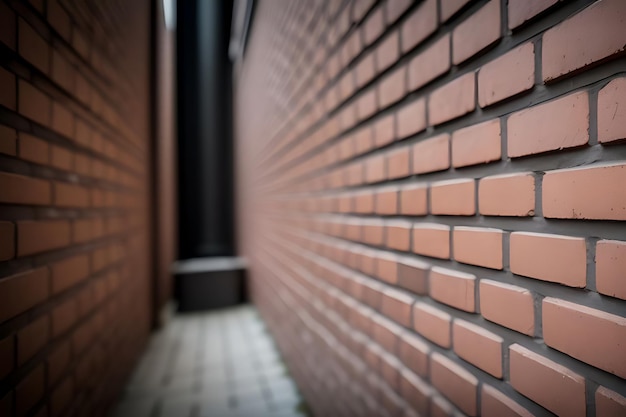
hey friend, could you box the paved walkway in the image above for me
[110,305,308,417]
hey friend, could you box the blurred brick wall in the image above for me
[0,0,153,416]
[235,0,626,416]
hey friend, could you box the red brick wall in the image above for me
[0,1,153,416]
[235,0,626,415]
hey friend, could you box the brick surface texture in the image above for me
[0,1,152,416]
[234,0,626,416]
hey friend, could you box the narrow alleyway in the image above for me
[109,306,308,417]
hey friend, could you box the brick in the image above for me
[440,0,471,22]
[17,315,49,365]
[509,344,585,417]
[356,89,377,121]
[397,257,429,295]
[431,395,454,417]
[19,19,49,74]
[48,0,71,39]
[430,179,475,215]
[0,1,16,49]
[399,184,427,216]
[400,369,432,416]
[398,331,430,377]
[396,98,426,139]
[543,162,626,220]
[453,320,503,377]
[479,279,534,335]
[0,125,17,155]
[47,341,70,384]
[51,254,90,294]
[52,50,75,92]
[0,67,16,110]
[596,240,626,300]
[430,267,476,312]
[0,336,14,379]
[0,268,48,323]
[479,43,534,107]
[386,220,411,251]
[431,353,478,416]
[408,34,450,92]
[400,0,437,53]
[542,0,626,82]
[356,53,376,87]
[374,114,395,148]
[413,302,451,348]
[354,191,374,214]
[386,0,412,24]
[0,172,51,205]
[598,77,626,143]
[352,0,375,23]
[377,252,399,284]
[366,154,385,183]
[51,377,73,417]
[510,232,586,287]
[17,220,71,256]
[375,31,399,72]
[72,30,91,60]
[371,313,401,352]
[386,147,410,179]
[52,102,74,137]
[51,145,73,170]
[412,134,449,174]
[381,287,413,327]
[362,219,384,245]
[478,173,535,216]
[378,66,405,109]
[19,133,48,165]
[363,6,384,45]
[0,221,15,261]
[543,297,626,378]
[507,91,588,157]
[453,1,500,64]
[508,0,558,29]
[428,72,475,125]
[596,387,626,417]
[51,298,77,337]
[452,119,501,168]
[16,365,45,415]
[375,187,398,215]
[453,227,503,269]
[481,384,533,417]
[412,223,450,259]
[18,81,51,126]
[54,182,90,207]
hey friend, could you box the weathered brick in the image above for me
[508,0,558,29]
[598,77,626,143]
[596,240,626,300]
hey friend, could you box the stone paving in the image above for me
[110,305,308,417]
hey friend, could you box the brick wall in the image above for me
[0,1,153,416]
[235,0,626,416]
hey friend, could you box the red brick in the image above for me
[0,1,16,49]
[453,320,503,377]
[428,72,475,125]
[72,30,91,61]
[377,252,399,284]
[542,0,626,82]
[19,133,48,165]
[362,219,384,245]
[376,31,399,72]
[0,336,14,379]
[478,173,535,217]
[381,287,413,327]
[374,114,395,148]
[0,221,15,261]
[452,1,501,65]
[452,119,501,168]
[52,102,74,138]
[0,268,49,323]
[509,344,585,417]
[399,184,427,216]
[17,315,49,365]
[430,179,475,215]
[18,81,51,126]
[47,341,70,383]
[398,331,430,377]
[363,6,384,45]
[51,145,73,171]
[596,386,626,417]
[479,279,534,335]
[543,297,626,378]
[386,220,411,251]
[481,384,533,417]
[17,220,71,256]
[408,34,450,92]
[54,182,90,207]
[508,0,558,29]
[50,377,73,417]
[52,50,75,92]
[356,53,376,87]
[412,223,450,259]
[0,125,17,155]
[352,0,375,23]
[598,77,626,144]
[412,134,449,174]
[510,232,586,287]
[397,98,426,139]
[431,395,454,417]
[16,365,45,415]
[386,147,410,179]
[366,154,386,183]
[375,187,398,215]
[413,302,451,348]
[48,0,71,39]
[0,172,51,205]
[453,227,503,269]
[51,254,90,294]
[397,257,429,295]
[18,19,49,74]
[356,89,377,121]
[400,368,432,416]
[400,0,437,53]
[354,191,374,214]
[51,298,77,337]
[431,353,478,416]
[507,91,588,157]
[371,313,401,352]
[430,267,476,312]
[440,0,471,22]
[542,162,626,220]
[386,0,412,24]
[479,43,534,107]
[342,31,361,67]
[0,67,16,110]
[596,240,626,300]
[378,66,406,109]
